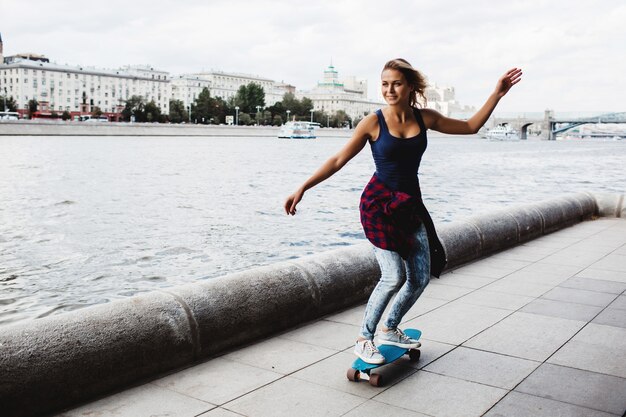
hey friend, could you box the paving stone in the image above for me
[608,295,626,310]
[504,262,582,286]
[490,245,554,262]
[576,267,626,283]
[485,391,617,417]
[424,347,540,389]
[279,319,360,351]
[422,283,473,301]
[458,289,535,311]
[223,337,336,374]
[587,230,624,240]
[153,357,282,405]
[484,277,554,298]
[343,400,431,417]
[224,376,365,417]
[585,233,626,247]
[524,235,581,249]
[532,229,585,240]
[548,323,626,378]
[566,240,623,254]
[375,371,507,417]
[515,363,626,415]
[520,237,580,250]
[551,223,609,238]
[401,296,449,322]
[292,351,415,399]
[413,339,457,369]
[520,298,603,322]
[592,307,626,328]
[403,302,511,345]
[558,276,626,294]
[586,239,626,251]
[464,312,585,361]
[199,408,244,417]
[448,263,515,279]
[590,254,626,273]
[437,272,497,289]
[474,257,534,271]
[324,305,365,326]
[539,249,607,268]
[57,383,214,417]
[541,287,617,308]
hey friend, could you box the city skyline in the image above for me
[1,0,624,113]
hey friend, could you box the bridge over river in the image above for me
[488,111,626,140]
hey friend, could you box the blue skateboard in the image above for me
[347,329,421,387]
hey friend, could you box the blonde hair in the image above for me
[382,58,428,108]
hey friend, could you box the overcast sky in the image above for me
[1,0,624,114]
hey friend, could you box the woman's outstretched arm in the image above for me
[284,114,377,215]
[422,67,522,135]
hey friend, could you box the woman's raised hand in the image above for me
[494,68,522,98]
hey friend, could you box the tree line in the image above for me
[0,95,17,112]
[2,82,358,128]
[124,82,354,128]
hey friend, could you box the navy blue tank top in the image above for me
[370,108,427,195]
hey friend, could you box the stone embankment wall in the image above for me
[1,192,624,416]
[0,121,353,138]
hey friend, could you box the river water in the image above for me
[1,133,624,326]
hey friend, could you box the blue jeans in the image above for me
[360,223,431,340]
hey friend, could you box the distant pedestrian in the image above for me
[285,58,522,364]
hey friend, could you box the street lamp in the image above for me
[286,109,291,122]
[256,105,261,125]
[310,109,314,123]
[188,105,191,124]
[327,114,330,128]
[235,106,239,125]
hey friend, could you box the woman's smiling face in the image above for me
[381,69,412,106]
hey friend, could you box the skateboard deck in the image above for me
[347,328,421,387]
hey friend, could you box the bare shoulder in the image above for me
[359,113,379,130]
[355,112,379,140]
[419,108,443,130]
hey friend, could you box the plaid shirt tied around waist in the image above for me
[359,174,424,260]
[360,174,448,277]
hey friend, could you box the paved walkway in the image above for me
[56,218,626,417]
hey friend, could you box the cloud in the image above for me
[1,0,624,112]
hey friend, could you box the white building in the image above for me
[171,70,293,109]
[299,65,384,120]
[170,74,212,110]
[0,37,170,119]
[265,82,295,107]
[193,70,270,106]
[425,84,476,117]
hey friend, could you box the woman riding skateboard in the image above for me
[285,58,522,364]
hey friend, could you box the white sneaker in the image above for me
[354,339,385,364]
[378,328,421,349]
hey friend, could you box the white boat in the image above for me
[278,121,316,139]
[0,111,19,120]
[485,124,520,141]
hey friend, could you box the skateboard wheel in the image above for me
[347,368,361,382]
[408,349,421,362]
[369,373,383,387]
